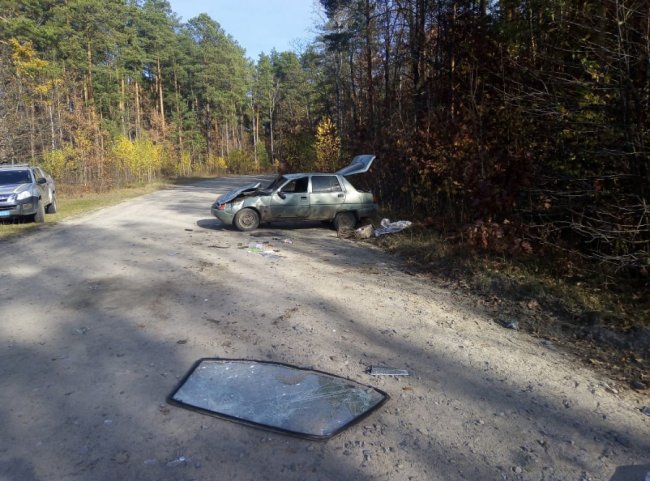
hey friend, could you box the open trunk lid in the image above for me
[336,154,376,176]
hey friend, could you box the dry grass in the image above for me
[370,224,649,386]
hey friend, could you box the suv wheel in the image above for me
[33,200,45,223]
[46,194,58,214]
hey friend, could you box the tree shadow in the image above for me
[1,177,648,481]
[609,465,650,481]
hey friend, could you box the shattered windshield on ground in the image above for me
[168,359,389,440]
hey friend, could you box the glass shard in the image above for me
[168,359,389,440]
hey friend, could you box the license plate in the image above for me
[0,211,11,217]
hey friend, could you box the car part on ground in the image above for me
[0,164,57,223]
[211,155,378,232]
[168,358,389,440]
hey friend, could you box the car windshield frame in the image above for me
[265,175,289,192]
[0,170,33,185]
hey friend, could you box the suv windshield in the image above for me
[0,170,32,185]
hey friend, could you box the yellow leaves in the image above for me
[10,39,48,73]
[111,136,163,182]
[42,146,78,180]
[9,38,62,98]
[172,152,193,177]
[206,153,227,172]
[315,116,341,172]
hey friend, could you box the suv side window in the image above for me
[311,176,342,193]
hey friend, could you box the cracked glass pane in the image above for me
[169,359,389,439]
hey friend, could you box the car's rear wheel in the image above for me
[46,193,57,214]
[234,208,260,231]
[33,200,45,223]
[334,212,356,232]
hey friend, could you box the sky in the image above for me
[168,0,324,60]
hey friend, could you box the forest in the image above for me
[1,0,648,277]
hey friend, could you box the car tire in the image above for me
[334,212,356,232]
[46,194,58,214]
[233,208,260,231]
[33,200,45,223]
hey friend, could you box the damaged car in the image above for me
[211,154,377,232]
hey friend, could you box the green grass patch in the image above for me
[0,182,168,240]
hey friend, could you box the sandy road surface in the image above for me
[0,177,648,481]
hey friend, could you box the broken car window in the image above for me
[168,359,389,440]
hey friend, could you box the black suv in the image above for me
[0,164,57,222]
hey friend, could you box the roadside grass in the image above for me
[0,182,168,240]
[374,225,648,327]
[372,225,649,384]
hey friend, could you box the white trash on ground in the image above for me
[374,218,413,236]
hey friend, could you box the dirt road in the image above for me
[1,177,648,481]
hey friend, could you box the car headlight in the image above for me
[16,191,32,201]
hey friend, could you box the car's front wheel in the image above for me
[33,200,45,223]
[233,208,260,231]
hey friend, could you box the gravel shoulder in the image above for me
[0,177,648,481]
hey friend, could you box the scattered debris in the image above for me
[273,307,299,325]
[631,380,647,390]
[75,327,88,335]
[282,238,293,244]
[368,366,410,376]
[177,339,188,345]
[208,244,229,249]
[641,406,650,417]
[111,451,130,464]
[497,319,519,330]
[246,242,284,259]
[374,218,412,237]
[166,455,189,467]
[355,224,374,239]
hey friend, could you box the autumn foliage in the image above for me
[0,0,648,271]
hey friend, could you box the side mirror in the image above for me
[37,177,47,184]
[277,191,286,200]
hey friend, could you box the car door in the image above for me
[270,176,310,219]
[308,175,346,220]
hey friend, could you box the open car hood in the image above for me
[216,182,261,204]
[336,154,376,176]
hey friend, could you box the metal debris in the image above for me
[368,366,410,376]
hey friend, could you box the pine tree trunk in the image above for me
[135,81,142,138]
[156,56,166,131]
[119,74,126,136]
